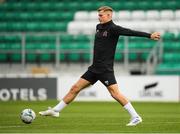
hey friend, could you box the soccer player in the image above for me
[39,6,160,126]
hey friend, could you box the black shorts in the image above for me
[81,70,117,87]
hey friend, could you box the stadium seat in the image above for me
[89,11,98,21]
[10,43,21,50]
[73,34,90,42]
[60,34,74,43]
[10,54,21,62]
[0,43,8,50]
[146,10,160,20]
[138,1,152,10]
[177,32,180,40]
[68,53,81,61]
[39,54,52,62]
[81,22,97,35]
[0,54,8,62]
[115,53,123,61]
[26,35,56,43]
[152,1,164,10]
[109,2,123,11]
[82,53,91,61]
[165,1,177,10]
[74,11,89,21]
[26,22,40,32]
[163,53,180,63]
[141,52,149,61]
[155,63,180,75]
[59,53,65,61]
[118,11,131,20]
[81,2,95,11]
[67,21,82,34]
[160,10,174,20]
[26,54,37,62]
[129,53,138,61]
[131,11,146,20]
[124,1,138,10]
[163,41,180,52]
[0,22,7,32]
[162,32,176,40]
[175,10,180,20]
[25,43,36,50]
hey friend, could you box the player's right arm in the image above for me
[112,25,151,38]
[150,32,161,40]
[112,25,161,40]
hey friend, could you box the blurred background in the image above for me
[0,0,180,102]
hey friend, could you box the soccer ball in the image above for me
[20,109,36,124]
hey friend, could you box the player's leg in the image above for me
[39,70,97,117]
[107,84,142,126]
[99,72,142,126]
[107,84,128,105]
[61,70,98,105]
[98,72,129,106]
[63,78,91,104]
[39,78,91,117]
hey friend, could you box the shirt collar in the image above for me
[101,20,113,26]
[98,20,113,29]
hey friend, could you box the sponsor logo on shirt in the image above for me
[103,31,108,37]
[104,80,109,85]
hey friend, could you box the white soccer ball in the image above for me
[20,109,36,124]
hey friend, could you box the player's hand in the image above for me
[150,32,161,40]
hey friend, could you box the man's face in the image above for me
[98,10,112,24]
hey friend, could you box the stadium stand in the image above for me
[0,0,180,75]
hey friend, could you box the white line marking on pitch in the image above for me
[0,125,27,128]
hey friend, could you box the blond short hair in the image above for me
[97,6,113,12]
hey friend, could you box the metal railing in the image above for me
[146,39,163,74]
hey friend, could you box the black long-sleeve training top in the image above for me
[88,20,151,73]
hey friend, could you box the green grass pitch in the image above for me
[0,100,180,133]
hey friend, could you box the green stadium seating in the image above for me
[152,1,165,10]
[82,53,91,61]
[81,2,96,11]
[165,1,177,10]
[68,53,80,61]
[138,1,151,10]
[129,53,138,61]
[155,63,180,75]
[163,41,180,52]
[26,35,56,43]
[0,22,7,31]
[0,0,180,67]
[124,1,138,10]
[59,53,65,61]
[0,54,7,62]
[26,54,37,62]
[10,43,21,50]
[1,0,180,12]
[155,32,180,75]
[39,54,52,62]
[25,43,35,50]
[0,44,7,50]
[141,52,149,61]
[115,53,123,61]
[10,54,21,62]
[163,32,176,41]
[163,53,180,63]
